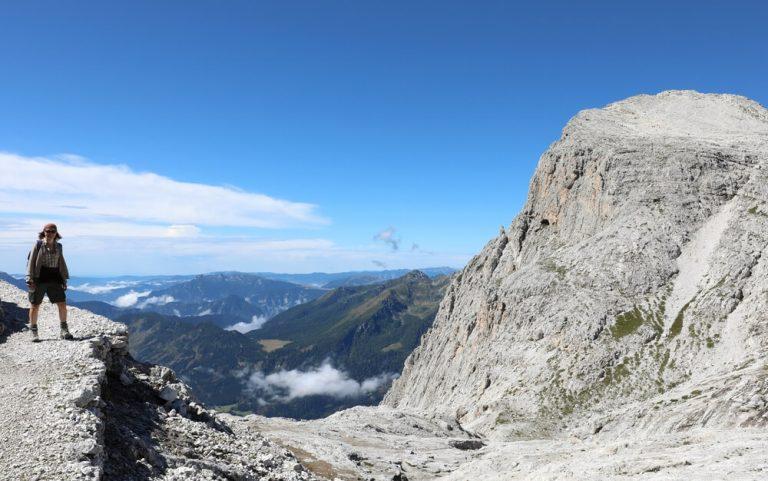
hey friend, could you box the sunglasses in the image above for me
[44,229,57,233]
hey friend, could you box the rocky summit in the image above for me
[384,90,768,440]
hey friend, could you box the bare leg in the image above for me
[56,302,67,324]
[29,304,40,327]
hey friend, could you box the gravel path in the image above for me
[0,280,322,481]
[0,282,126,481]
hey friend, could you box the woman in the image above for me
[25,223,73,342]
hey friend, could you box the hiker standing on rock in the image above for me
[25,223,73,342]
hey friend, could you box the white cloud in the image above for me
[225,315,269,334]
[114,290,151,307]
[112,290,175,308]
[0,218,205,240]
[137,295,175,308]
[245,360,399,401]
[0,150,471,273]
[0,152,327,228]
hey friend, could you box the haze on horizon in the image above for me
[1,1,765,276]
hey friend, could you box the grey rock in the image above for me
[448,439,485,450]
[385,90,768,441]
[159,385,179,402]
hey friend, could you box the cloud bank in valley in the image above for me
[113,290,175,308]
[244,360,398,402]
[114,290,152,308]
[225,315,269,334]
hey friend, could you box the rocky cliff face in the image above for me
[384,91,768,440]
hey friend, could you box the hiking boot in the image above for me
[60,322,74,341]
[30,325,40,343]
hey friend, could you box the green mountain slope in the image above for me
[252,270,450,380]
[119,312,262,405]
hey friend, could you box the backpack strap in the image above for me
[27,240,43,261]
[26,240,43,283]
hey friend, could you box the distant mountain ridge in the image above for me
[141,272,325,320]
[66,275,196,303]
[60,268,456,305]
[250,267,456,288]
[0,273,27,290]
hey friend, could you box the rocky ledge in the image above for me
[0,280,320,481]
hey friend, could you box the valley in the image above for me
[63,269,452,419]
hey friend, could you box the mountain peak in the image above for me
[402,270,429,282]
[563,90,768,143]
[385,91,768,443]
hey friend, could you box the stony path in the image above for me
[0,281,322,481]
[0,283,126,481]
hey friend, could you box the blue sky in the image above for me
[1,1,766,275]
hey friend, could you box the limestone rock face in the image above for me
[384,91,768,439]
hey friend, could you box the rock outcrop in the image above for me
[384,90,768,440]
[0,281,320,481]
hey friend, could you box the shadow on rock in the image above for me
[0,301,29,343]
[102,359,168,480]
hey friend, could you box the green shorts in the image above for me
[28,282,66,305]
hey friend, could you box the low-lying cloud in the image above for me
[225,315,269,334]
[244,360,398,402]
[112,290,174,308]
[138,295,175,308]
[114,290,152,308]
